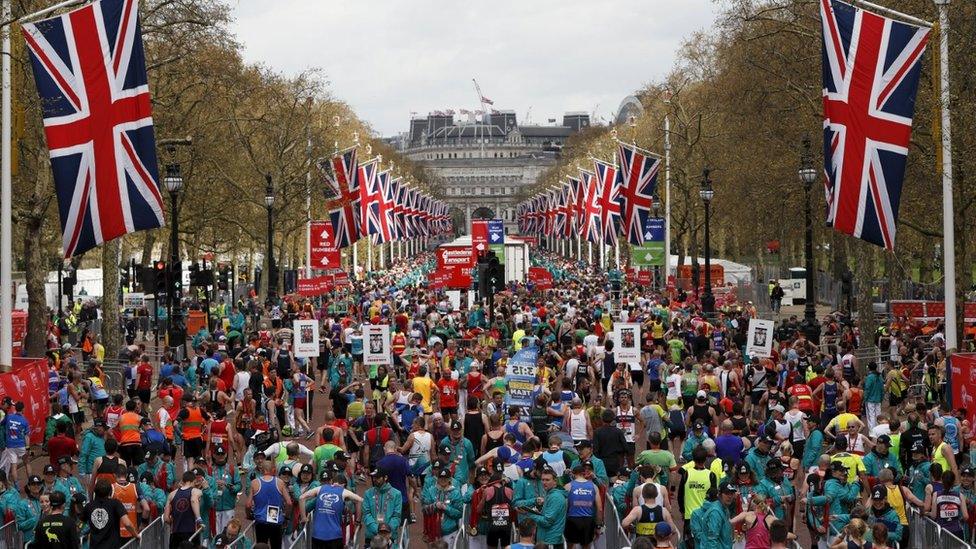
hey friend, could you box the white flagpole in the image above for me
[353,243,358,278]
[380,243,386,270]
[936,0,956,350]
[588,241,592,265]
[664,111,672,280]
[577,236,581,261]
[1,0,12,369]
[305,135,312,278]
[600,242,606,270]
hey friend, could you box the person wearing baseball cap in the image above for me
[681,419,711,462]
[35,490,79,548]
[298,460,362,548]
[211,444,240,536]
[863,434,902,482]
[363,467,403,547]
[756,458,794,521]
[52,455,83,503]
[687,479,736,548]
[441,418,475,482]
[869,484,904,541]
[800,413,825,472]
[802,460,860,525]
[573,439,610,486]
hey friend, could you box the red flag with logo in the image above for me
[310,220,341,270]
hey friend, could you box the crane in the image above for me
[472,78,490,118]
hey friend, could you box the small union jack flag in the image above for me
[821,0,930,250]
[594,158,620,245]
[24,0,163,257]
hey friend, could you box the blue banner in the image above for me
[488,219,505,245]
[504,345,538,409]
[644,217,665,242]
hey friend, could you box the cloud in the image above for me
[229,0,719,135]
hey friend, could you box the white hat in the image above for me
[696,390,707,399]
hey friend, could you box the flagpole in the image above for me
[577,236,581,262]
[0,0,12,369]
[614,241,620,269]
[353,243,358,279]
[664,110,672,280]
[367,237,373,272]
[380,243,386,270]
[588,241,592,265]
[936,0,956,350]
[600,242,606,270]
[305,134,312,278]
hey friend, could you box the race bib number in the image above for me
[266,505,281,524]
[490,504,510,527]
[940,504,960,520]
[212,436,223,444]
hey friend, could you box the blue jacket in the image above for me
[744,448,772,482]
[862,450,902,480]
[808,477,859,517]
[801,430,825,471]
[757,477,795,520]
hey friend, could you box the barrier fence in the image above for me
[228,520,256,549]
[604,499,631,549]
[0,520,21,549]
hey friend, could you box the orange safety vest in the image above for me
[182,406,205,440]
[263,377,283,399]
[113,482,138,537]
[391,333,406,355]
[118,412,142,445]
[158,408,174,440]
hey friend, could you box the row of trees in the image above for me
[13,0,437,357]
[531,0,976,338]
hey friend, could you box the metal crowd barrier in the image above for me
[908,505,973,549]
[118,516,168,549]
[451,503,470,549]
[604,499,631,549]
[228,520,256,549]
[0,521,22,549]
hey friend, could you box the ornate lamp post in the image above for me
[700,169,715,314]
[799,137,821,342]
[163,164,183,347]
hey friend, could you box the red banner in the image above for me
[332,272,351,287]
[437,246,475,272]
[428,271,449,289]
[297,276,332,297]
[638,270,652,286]
[310,220,341,270]
[471,220,489,259]
[0,358,49,445]
[516,235,538,246]
[528,267,554,290]
[11,310,25,351]
[625,268,636,283]
[951,353,976,428]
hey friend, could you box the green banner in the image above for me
[631,242,665,266]
[490,244,505,264]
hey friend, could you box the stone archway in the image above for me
[471,207,495,220]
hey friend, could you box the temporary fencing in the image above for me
[0,521,21,549]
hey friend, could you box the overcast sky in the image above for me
[229,1,721,136]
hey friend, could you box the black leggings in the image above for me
[631,370,644,388]
[255,521,283,549]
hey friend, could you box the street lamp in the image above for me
[799,136,821,343]
[163,164,183,348]
[265,175,277,300]
[652,198,662,291]
[700,169,715,314]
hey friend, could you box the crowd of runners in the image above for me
[1,249,965,549]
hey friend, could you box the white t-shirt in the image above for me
[783,409,807,441]
[583,334,599,350]
[666,373,683,400]
[565,358,581,379]
[870,424,892,439]
[234,371,251,400]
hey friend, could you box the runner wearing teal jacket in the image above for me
[421,469,464,538]
[805,462,861,520]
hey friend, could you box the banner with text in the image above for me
[310,220,342,270]
[504,345,539,409]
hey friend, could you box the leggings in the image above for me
[255,521,283,549]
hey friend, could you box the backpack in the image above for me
[58,386,69,407]
[366,427,392,469]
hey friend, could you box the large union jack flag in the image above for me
[23,0,162,258]
[618,142,660,246]
[594,158,620,245]
[324,146,361,248]
[579,169,602,244]
[821,0,929,250]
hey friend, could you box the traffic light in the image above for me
[477,250,505,298]
[217,266,230,291]
[188,262,200,285]
[119,264,129,289]
[168,261,183,296]
[151,261,166,293]
[62,267,77,297]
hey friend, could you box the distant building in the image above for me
[395,110,590,231]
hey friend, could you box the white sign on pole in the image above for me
[745,318,775,359]
[293,319,319,358]
[446,290,461,311]
[122,292,145,309]
[363,324,391,366]
[613,323,641,363]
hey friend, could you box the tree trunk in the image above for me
[140,233,156,265]
[23,216,48,357]
[24,164,53,358]
[101,239,122,355]
[854,241,877,342]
